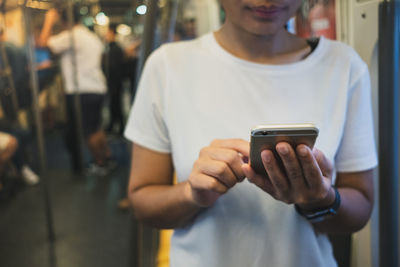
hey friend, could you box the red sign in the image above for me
[296,0,336,40]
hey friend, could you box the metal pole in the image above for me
[378,1,399,267]
[166,0,179,43]
[67,0,85,171]
[131,1,160,267]
[135,0,159,87]
[0,5,20,122]
[23,6,55,241]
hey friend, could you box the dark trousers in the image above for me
[65,94,104,171]
[107,83,124,134]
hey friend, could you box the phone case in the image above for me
[250,124,319,176]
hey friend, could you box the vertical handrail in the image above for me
[378,1,399,267]
[0,41,19,122]
[67,0,84,171]
[166,0,179,43]
[131,2,160,267]
[23,5,55,241]
[0,4,20,122]
[135,0,159,87]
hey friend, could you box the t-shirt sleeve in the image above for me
[48,31,71,54]
[335,65,378,172]
[124,48,171,153]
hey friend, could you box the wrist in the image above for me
[295,187,341,223]
[182,181,200,208]
[298,186,336,212]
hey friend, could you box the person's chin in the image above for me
[245,24,284,38]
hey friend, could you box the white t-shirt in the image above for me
[125,33,378,267]
[48,25,106,95]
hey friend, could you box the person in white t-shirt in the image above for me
[39,7,114,175]
[124,1,377,266]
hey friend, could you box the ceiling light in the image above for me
[95,12,109,26]
[116,24,132,36]
[136,5,147,15]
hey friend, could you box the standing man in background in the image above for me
[39,6,114,176]
[102,23,125,136]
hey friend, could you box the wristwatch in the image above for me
[295,187,341,223]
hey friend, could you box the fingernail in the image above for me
[277,145,288,155]
[262,151,272,163]
[298,147,307,157]
[242,156,249,164]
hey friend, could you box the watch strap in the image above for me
[295,187,341,223]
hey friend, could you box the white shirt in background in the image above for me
[48,25,106,95]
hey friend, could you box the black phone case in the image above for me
[250,129,318,176]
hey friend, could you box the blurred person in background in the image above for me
[123,38,141,103]
[102,23,125,136]
[0,120,40,186]
[0,27,31,121]
[182,18,197,40]
[39,6,115,176]
[0,28,39,186]
[0,129,39,199]
[0,132,18,196]
[173,23,186,42]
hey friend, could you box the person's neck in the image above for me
[214,24,311,65]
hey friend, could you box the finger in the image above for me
[202,147,246,182]
[210,139,250,157]
[242,164,275,195]
[196,158,238,189]
[188,172,229,194]
[276,142,308,190]
[296,145,324,189]
[261,149,290,197]
[312,148,334,178]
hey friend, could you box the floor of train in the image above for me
[0,129,145,267]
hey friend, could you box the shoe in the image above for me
[21,165,40,185]
[85,163,108,177]
[85,160,118,177]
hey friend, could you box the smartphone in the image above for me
[249,123,319,176]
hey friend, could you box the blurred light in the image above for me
[83,17,95,27]
[116,24,132,36]
[158,0,167,8]
[80,6,89,16]
[286,18,296,34]
[95,12,109,26]
[25,0,51,10]
[136,5,147,15]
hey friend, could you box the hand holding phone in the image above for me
[244,124,335,212]
[250,123,319,176]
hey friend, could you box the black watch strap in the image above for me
[295,187,341,223]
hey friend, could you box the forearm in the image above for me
[129,181,201,229]
[312,187,373,233]
[39,18,56,47]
